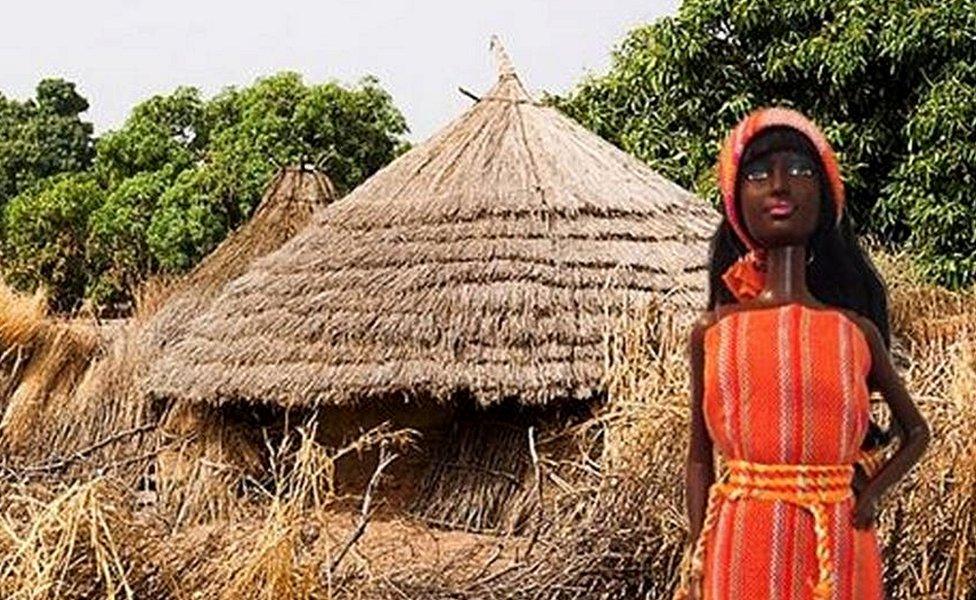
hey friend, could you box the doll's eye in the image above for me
[786,155,815,178]
[788,163,814,178]
[744,166,769,181]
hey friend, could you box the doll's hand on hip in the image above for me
[852,495,878,530]
[672,586,699,600]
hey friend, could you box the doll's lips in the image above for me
[766,200,795,218]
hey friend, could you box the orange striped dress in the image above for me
[700,303,884,599]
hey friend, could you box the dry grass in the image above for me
[874,248,976,351]
[152,402,265,527]
[0,252,972,598]
[146,419,420,600]
[0,280,165,480]
[0,284,46,349]
[0,283,47,428]
[876,338,976,598]
[0,323,102,458]
[0,477,163,600]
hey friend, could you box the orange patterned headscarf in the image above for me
[717,107,845,301]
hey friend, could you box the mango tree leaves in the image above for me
[0,79,93,205]
[0,174,104,311]
[556,0,976,288]
[1,72,408,311]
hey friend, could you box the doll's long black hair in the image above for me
[705,127,894,447]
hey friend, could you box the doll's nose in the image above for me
[770,165,789,194]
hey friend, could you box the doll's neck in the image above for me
[757,245,816,304]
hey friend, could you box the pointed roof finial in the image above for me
[490,35,516,79]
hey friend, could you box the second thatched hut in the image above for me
[7,166,339,494]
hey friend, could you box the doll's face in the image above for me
[739,150,822,248]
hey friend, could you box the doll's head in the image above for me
[706,108,892,348]
[736,127,827,250]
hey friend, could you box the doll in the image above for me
[677,108,930,600]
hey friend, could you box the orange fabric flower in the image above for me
[720,250,767,301]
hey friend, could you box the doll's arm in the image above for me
[686,321,714,542]
[851,318,931,530]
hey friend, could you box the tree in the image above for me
[0,72,408,310]
[145,167,227,273]
[556,0,976,287]
[119,72,409,281]
[115,72,408,281]
[0,173,104,311]
[0,79,94,205]
[85,166,180,305]
[93,87,209,187]
[202,72,409,225]
[881,61,976,288]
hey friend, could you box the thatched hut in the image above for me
[147,39,718,530]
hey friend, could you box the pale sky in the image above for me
[0,0,680,141]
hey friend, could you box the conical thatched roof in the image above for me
[146,39,719,409]
[143,166,337,351]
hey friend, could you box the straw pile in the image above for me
[867,251,976,597]
[0,476,166,600]
[0,284,45,349]
[44,296,163,483]
[0,316,104,462]
[0,284,46,417]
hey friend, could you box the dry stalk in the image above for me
[0,478,138,600]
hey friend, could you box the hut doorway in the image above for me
[409,406,535,533]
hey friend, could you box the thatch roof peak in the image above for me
[146,44,719,410]
[142,166,336,353]
[484,36,532,104]
[176,166,336,295]
[490,36,515,79]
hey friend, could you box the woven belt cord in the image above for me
[678,460,854,600]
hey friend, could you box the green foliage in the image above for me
[93,87,209,187]
[145,168,227,273]
[85,167,179,305]
[881,61,976,287]
[202,73,409,222]
[0,79,94,205]
[0,71,407,311]
[134,72,408,279]
[556,0,976,287]
[0,173,104,311]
